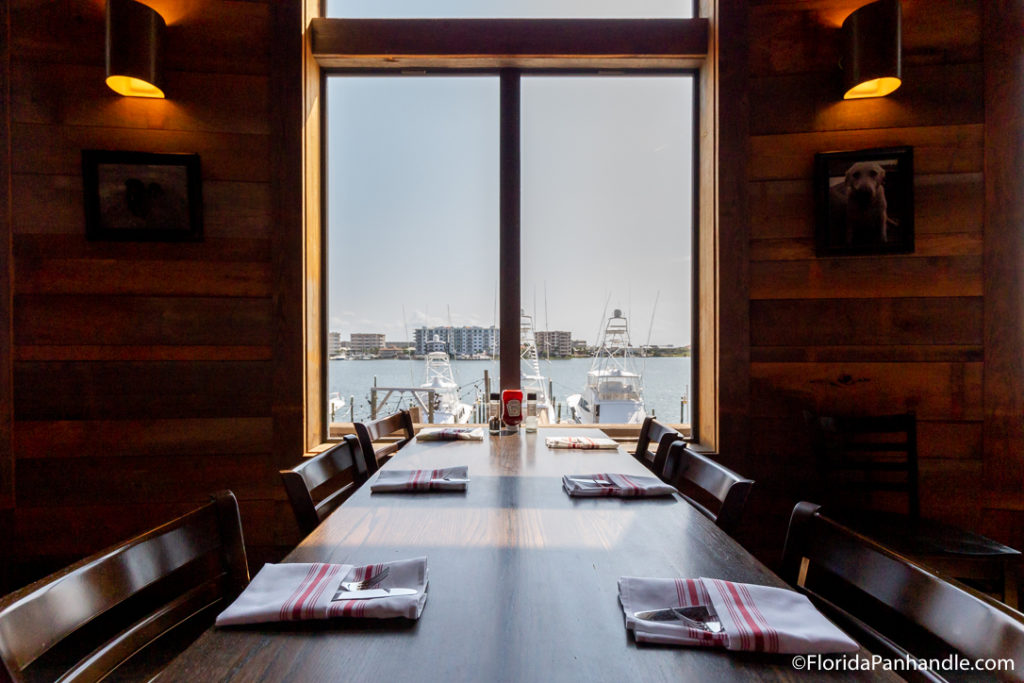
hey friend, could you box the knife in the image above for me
[633,605,723,633]
[566,477,615,487]
[332,588,418,601]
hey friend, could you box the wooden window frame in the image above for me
[278,4,749,464]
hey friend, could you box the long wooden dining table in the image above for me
[160,428,897,682]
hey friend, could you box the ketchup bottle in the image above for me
[501,389,524,431]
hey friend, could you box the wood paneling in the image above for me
[748,0,981,78]
[14,418,273,459]
[15,261,271,297]
[12,499,292,560]
[14,361,272,420]
[750,63,984,136]
[744,0,991,556]
[14,296,272,346]
[4,0,278,587]
[12,176,273,239]
[10,62,271,135]
[749,124,983,181]
[750,297,982,347]
[11,124,270,182]
[982,1,1024,506]
[750,362,982,420]
[750,172,983,240]
[750,255,982,300]
[742,0,1022,561]
[1,0,13,511]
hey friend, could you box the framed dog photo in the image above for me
[814,146,913,256]
[82,150,203,242]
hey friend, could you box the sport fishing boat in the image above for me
[520,311,556,424]
[566,309,646,424]
[420,337,473,424]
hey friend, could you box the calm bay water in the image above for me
[328,356,691,423]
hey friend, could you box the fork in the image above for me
[339,566,390,592]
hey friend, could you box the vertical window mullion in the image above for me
[499,69,521,391]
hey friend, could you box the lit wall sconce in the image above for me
[105,0,166,98]
[840,0,902,100]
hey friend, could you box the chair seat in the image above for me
[832,510,1020,558]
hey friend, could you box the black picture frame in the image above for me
[814,146,913,256]
[82,150,203,242]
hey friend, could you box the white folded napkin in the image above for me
[370,466,469,492]
[216,557,429,626]
[618,576,859,653]
[545,436,619,449]
[563,473,677,498]
[416,427,485,442]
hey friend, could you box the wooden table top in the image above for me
[160,428,896,682]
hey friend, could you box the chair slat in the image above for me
[355,410,415,475]
[663,443,754,535]
[781,502,1024,681]
[280,435,368,537]
[0,491,249,683]
[633,417,682,477]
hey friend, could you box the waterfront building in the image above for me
[328,331,344,358]
[414,326,498,357]
[535,330,573,358]
[350,333,385,353]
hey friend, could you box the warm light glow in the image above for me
[106,75,165,98]
[843,77,901,99]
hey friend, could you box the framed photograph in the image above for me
[82,150,203,242]
[814,146,913,256]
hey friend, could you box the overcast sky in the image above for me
[324,6,694,346]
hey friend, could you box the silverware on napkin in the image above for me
[332,587,418,601]
[565,477,615,487]
[633,605,723,633]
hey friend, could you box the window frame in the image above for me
[321,67,697,435]
[283,7,748,462]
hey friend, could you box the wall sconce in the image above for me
[840,0,902,100]
[105,0,166,98]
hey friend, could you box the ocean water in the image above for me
[328,356,691,423]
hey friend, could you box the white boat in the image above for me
[520,311,556,423]
[566,309,646,424]
[420,337,473,424]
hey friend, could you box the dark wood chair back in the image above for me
[663,442,754,534]
[807,411,919,517]
[782,502,1024,682]
[355,410,415,475]
[280,434,369,536]
[633,416,682,477]
[806,411,1020,607]
[0,491,249,683]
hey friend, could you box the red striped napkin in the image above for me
[545,436,619,449]
[562,473,677,498]
[370,466,469,492]
[215,557,429,625]
[618,576,858,653]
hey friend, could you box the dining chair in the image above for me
[633,416,682,477]
[782,501,1024,682]
[662,441,754,535]
[806,411,1021,606]
[355,409,416,475]
[280,434,369,536]
[0,491,249,683]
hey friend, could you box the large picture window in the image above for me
[325,70,694,431]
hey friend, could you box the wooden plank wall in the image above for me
[3,0,296,588]
[741,0,1021,561]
